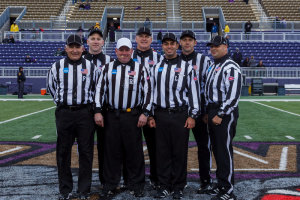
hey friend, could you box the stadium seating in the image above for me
[0,0,67,20]
[0,41,299,68]
[180,0,256,21]
[261,0,300,21]
[68,0,166,21]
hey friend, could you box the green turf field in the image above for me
[0,95,299,142]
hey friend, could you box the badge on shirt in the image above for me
[193,65,198,70]
[174,68,181,72]
[215,66,221,72]
[158,67,164,72]
[112,69,117,74]
[147,76,150,80]
[63,68,69,73]
[194,77,198,81]
[133,58,138,62]
[148,60,155,65]
[81,68,88,74]
[228,76,235,81]
[128,71,136,76]
[208,66,213,72]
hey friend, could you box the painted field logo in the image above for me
[262,188,300,200]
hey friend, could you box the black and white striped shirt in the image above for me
[132,49,163,71]
[47,57,97,105]
[205,54,242,115]
[151,56,200,117]
[180,51,212,114]
[84,52,114,81]
[94,59,153,113]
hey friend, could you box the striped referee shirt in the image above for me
[47,57,97,105]
[180,51,212,114]
[84,52,114,82]
[205,54,242,115]
[94,59,153,113]
[132,49,163,71]
[151,56,200,117]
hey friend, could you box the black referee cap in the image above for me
[88,28,103,38]
[162,33,177,43]
[206,35,228,47]
[136,27,151,36]
[180,30,196,40]
[66,34,83,46]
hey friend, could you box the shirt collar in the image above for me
[136,48,152,57]
[180,51,196,61]
[66,56,83,65]
[214,54,230,65]
[115,58,134,66]
[163,55,180,65]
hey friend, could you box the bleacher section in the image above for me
[180,0,256,21]
[0,0,67,20]
[261,0,300,21]
[0,41,299,68]
[69,0,166,21]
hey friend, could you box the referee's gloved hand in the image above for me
[184,117,195,129]
[147,116,156,128]
[94,113,104,127]
[137,114,148,127]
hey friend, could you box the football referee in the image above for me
[205,35,242,200]
[47,34,97,200]
[179,30,213,193]
[132,27,162,188]
[94,37,152,198]
[84,28,114,187]
[149,33,200,199]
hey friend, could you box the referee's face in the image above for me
[115,46,133,64]
[87,33,104,54]
[65,44,84,61]
[180,36,197,55]
[136,34,152,51]
[210,44,228,59]
[162,40,179,59]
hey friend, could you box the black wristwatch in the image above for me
[189,114,197,119]
[143,111,150,117]
[217,111,224,118]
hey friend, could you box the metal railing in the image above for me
[241,67,300,79]
[1,67,300,79]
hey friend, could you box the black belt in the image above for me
[207,103,221,110]
[57,104,90,111]
[155,106,187,113]
[107,107,140,113]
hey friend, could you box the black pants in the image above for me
[207,107,238,194]
[18,81,24,98]
[55,106,95,195]
[192,117,212,184]
[155,109,189,191]
[143,125,157,183]
[96,126,105,185]
[103,111,145,191]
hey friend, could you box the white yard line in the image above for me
[0,106,55,125]
[285,135,295,140]
[240,99,300,102]
[0,146,22,155]
[251,101,300,117]
[32,135,42,139]
[244,135,252,139]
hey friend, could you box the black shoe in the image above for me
[78,193,89,200]
[58,193,72,200]
[172,190,183,199]
[207,186,220,196]
[197,183,214,194]
[150,180,159,190]
[130,189,144,197]
[211,192,237,200]
[100,190,114,198]
[155,188,170,198]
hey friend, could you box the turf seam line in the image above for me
[251,101,300,117]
